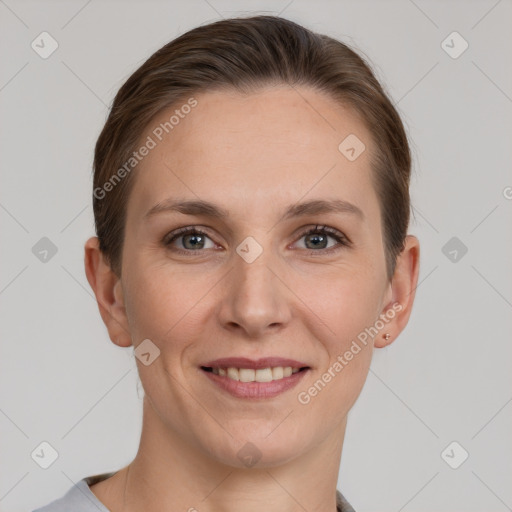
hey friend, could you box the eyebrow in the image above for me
[144,197,364,222]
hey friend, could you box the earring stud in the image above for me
[384,333,391,340]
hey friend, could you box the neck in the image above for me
[93,397,346,512]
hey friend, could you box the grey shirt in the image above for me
[32,472,355,512]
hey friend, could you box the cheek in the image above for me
[293,265,382,345]
[122,261,215,349]
[296,297,374,424]
[291,269,380,410]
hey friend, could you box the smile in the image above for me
[200,358,311,399]
[201,366,308,382]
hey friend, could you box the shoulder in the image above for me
[32,473,115,512]
[336,489,356,512]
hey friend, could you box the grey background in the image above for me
[1,1,511,511]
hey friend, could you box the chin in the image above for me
[205,425,312,470]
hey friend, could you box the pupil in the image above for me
[306,233,326,249]
[184,234,204,250]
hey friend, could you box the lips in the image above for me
[201,357,311,400]
[200,357,311,398]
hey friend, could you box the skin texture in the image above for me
[84,85,420,512]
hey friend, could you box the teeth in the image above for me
[227,367,239,381]
[272,367,284,380]
[255,368,273,382]
[239,368,255,382]
[210,366,303,382]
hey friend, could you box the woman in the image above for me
[33,14,420,512]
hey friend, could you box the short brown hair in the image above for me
[93,15,411,280]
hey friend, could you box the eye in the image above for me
[294,225,350,255]
[163,224,351,256]
[163,227,217,254]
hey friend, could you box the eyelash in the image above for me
[163,225,350,256]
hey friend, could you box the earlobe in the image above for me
[374,235,420,348]
[84,236,132,348]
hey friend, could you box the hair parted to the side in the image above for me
[93,15,411,280]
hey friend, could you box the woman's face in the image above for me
[109,85,408,467]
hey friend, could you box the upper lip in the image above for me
[201,357,310,370]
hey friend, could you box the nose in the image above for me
[217,247,292,339]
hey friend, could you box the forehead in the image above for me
[126,85,379,226]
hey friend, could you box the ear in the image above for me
[374,235,420,348]
[84,236,132,348]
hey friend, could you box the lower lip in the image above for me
[201,368,310,399]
